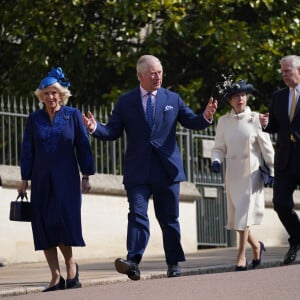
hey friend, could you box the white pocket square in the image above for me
[164,105,174,111]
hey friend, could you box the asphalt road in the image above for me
[4,264,300,300]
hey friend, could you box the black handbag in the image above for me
[9,193,31,222]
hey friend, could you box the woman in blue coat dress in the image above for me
[18,67,95,292]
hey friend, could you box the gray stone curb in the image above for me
[1,259,299,298]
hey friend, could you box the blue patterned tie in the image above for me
[146,92,154,128]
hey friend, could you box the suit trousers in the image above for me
[126,183,186,265]
[273,143,300,246]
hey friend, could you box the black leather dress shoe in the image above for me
[167,264,181,277]
[66,263,82,289]
[43,276,65,292]
[283,243,300,265]
[114,258,140,281]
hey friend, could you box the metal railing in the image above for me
[0,95,217,177]
[0,94,227,247]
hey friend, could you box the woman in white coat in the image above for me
[211,79,274,271]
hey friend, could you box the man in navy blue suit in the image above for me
[260,54,300,265]
[83,55,218,279]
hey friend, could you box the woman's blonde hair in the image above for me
[34,82,72,105]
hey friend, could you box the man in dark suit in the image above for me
[260,54,300,264]
[83,54,218,279]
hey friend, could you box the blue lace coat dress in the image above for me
[20,106,95,250]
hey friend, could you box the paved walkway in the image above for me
[0,245,299,298]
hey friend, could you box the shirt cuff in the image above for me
[89,123,97,134]
[203,113,213,124]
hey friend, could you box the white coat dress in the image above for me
[211,107,274,230]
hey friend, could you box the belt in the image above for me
[290,134,296,143]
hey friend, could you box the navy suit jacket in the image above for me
[92,87,211,187]
[264,87,300,171]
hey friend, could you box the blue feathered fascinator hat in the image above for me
[38,67,70,90]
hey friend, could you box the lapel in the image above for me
[278,88,290,123]
[287,87,300,123]
[131,87,148,123]
[293,88,300,119]
[153,88,167,128]
[132,87,168,130]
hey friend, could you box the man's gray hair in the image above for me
[280,55,300,68]
[136,55,162,75]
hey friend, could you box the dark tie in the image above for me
[146,92,154,128]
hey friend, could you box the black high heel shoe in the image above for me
[235,261,248,271]
[43,276,65,292]
[252,241,266,269]
[66,263,82,289]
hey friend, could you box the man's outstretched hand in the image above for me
[203,97,218,121]
[82,111,97,132]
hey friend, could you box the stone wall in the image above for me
[1,165,299,265]
[0,165,199,264]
